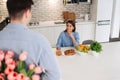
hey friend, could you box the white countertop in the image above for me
[53,42,120,80]
[28,20,95,28]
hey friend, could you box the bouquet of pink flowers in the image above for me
[0,50,44,80]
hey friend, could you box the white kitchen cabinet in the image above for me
[76,23,95,43]
[29,27,55,47]
[54,26,65,47]
[110,0,120,38]
[91,0,113,42]
[29,22,95,47]
[29,25,65,47]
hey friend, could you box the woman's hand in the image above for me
[67,31,76,45]
[67,31,74,38]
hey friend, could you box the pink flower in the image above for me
[5,58,13,64]
[0,73,4,80]
[5,50,14,58]
[29,63,35,70]
[5,55,12,61]
[34,66,42,74]
[5,51,14,60]
[16,73,25,80]
[0,73,5,77]
[0,75,4,80]
[7,72,18,80]
[15,60,18,66]
[0,50,5,61]
[0,50,44,80]
[4,67,13,75]
[19,52,27,61]
[24,76,30,80]
[32,74,40,80]
[7,61,16,70]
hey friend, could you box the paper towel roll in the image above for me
[85,14,89,21]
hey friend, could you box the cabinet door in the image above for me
[76,23,95,43]
[82,24,95,41]
[29,27,55,47]
[39,27,55,47]
[97,0,113,21]
[76,25,83,43]
[111,0,120,38]
[54,26,65,47]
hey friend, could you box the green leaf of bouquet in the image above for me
[27,69,34,78]
[18,61,22,72]
[17,61,25,72]
[20,69,27,76]
[0,61,7,73]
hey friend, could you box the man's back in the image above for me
[0,23,43,62]
[0,23,61,80]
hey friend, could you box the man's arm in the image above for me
[38,36,61,80]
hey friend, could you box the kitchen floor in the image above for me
[57,41,120,80]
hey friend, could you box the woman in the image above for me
[56,20,80,50]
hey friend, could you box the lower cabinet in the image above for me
[29,26,65,47]
[29,27,55,47]
[76,23,95,43]
[54,26,65,47]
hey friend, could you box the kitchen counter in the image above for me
[53,42,120,80]
[28,20,95,28]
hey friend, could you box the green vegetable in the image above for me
[90,41,102,52]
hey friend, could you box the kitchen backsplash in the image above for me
[0,0,8,22]
[0,0,90,22]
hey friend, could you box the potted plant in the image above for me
[90,41,102,56]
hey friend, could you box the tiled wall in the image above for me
[0,0,8,22]
[0,0,90,22]
[32,0,90,22]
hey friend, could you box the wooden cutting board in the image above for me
[68,12,76,22]
[63,11,76,22]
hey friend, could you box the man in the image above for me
[0,0,61,80]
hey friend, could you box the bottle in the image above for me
[63,0,67,5]
[85,14,89,21]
